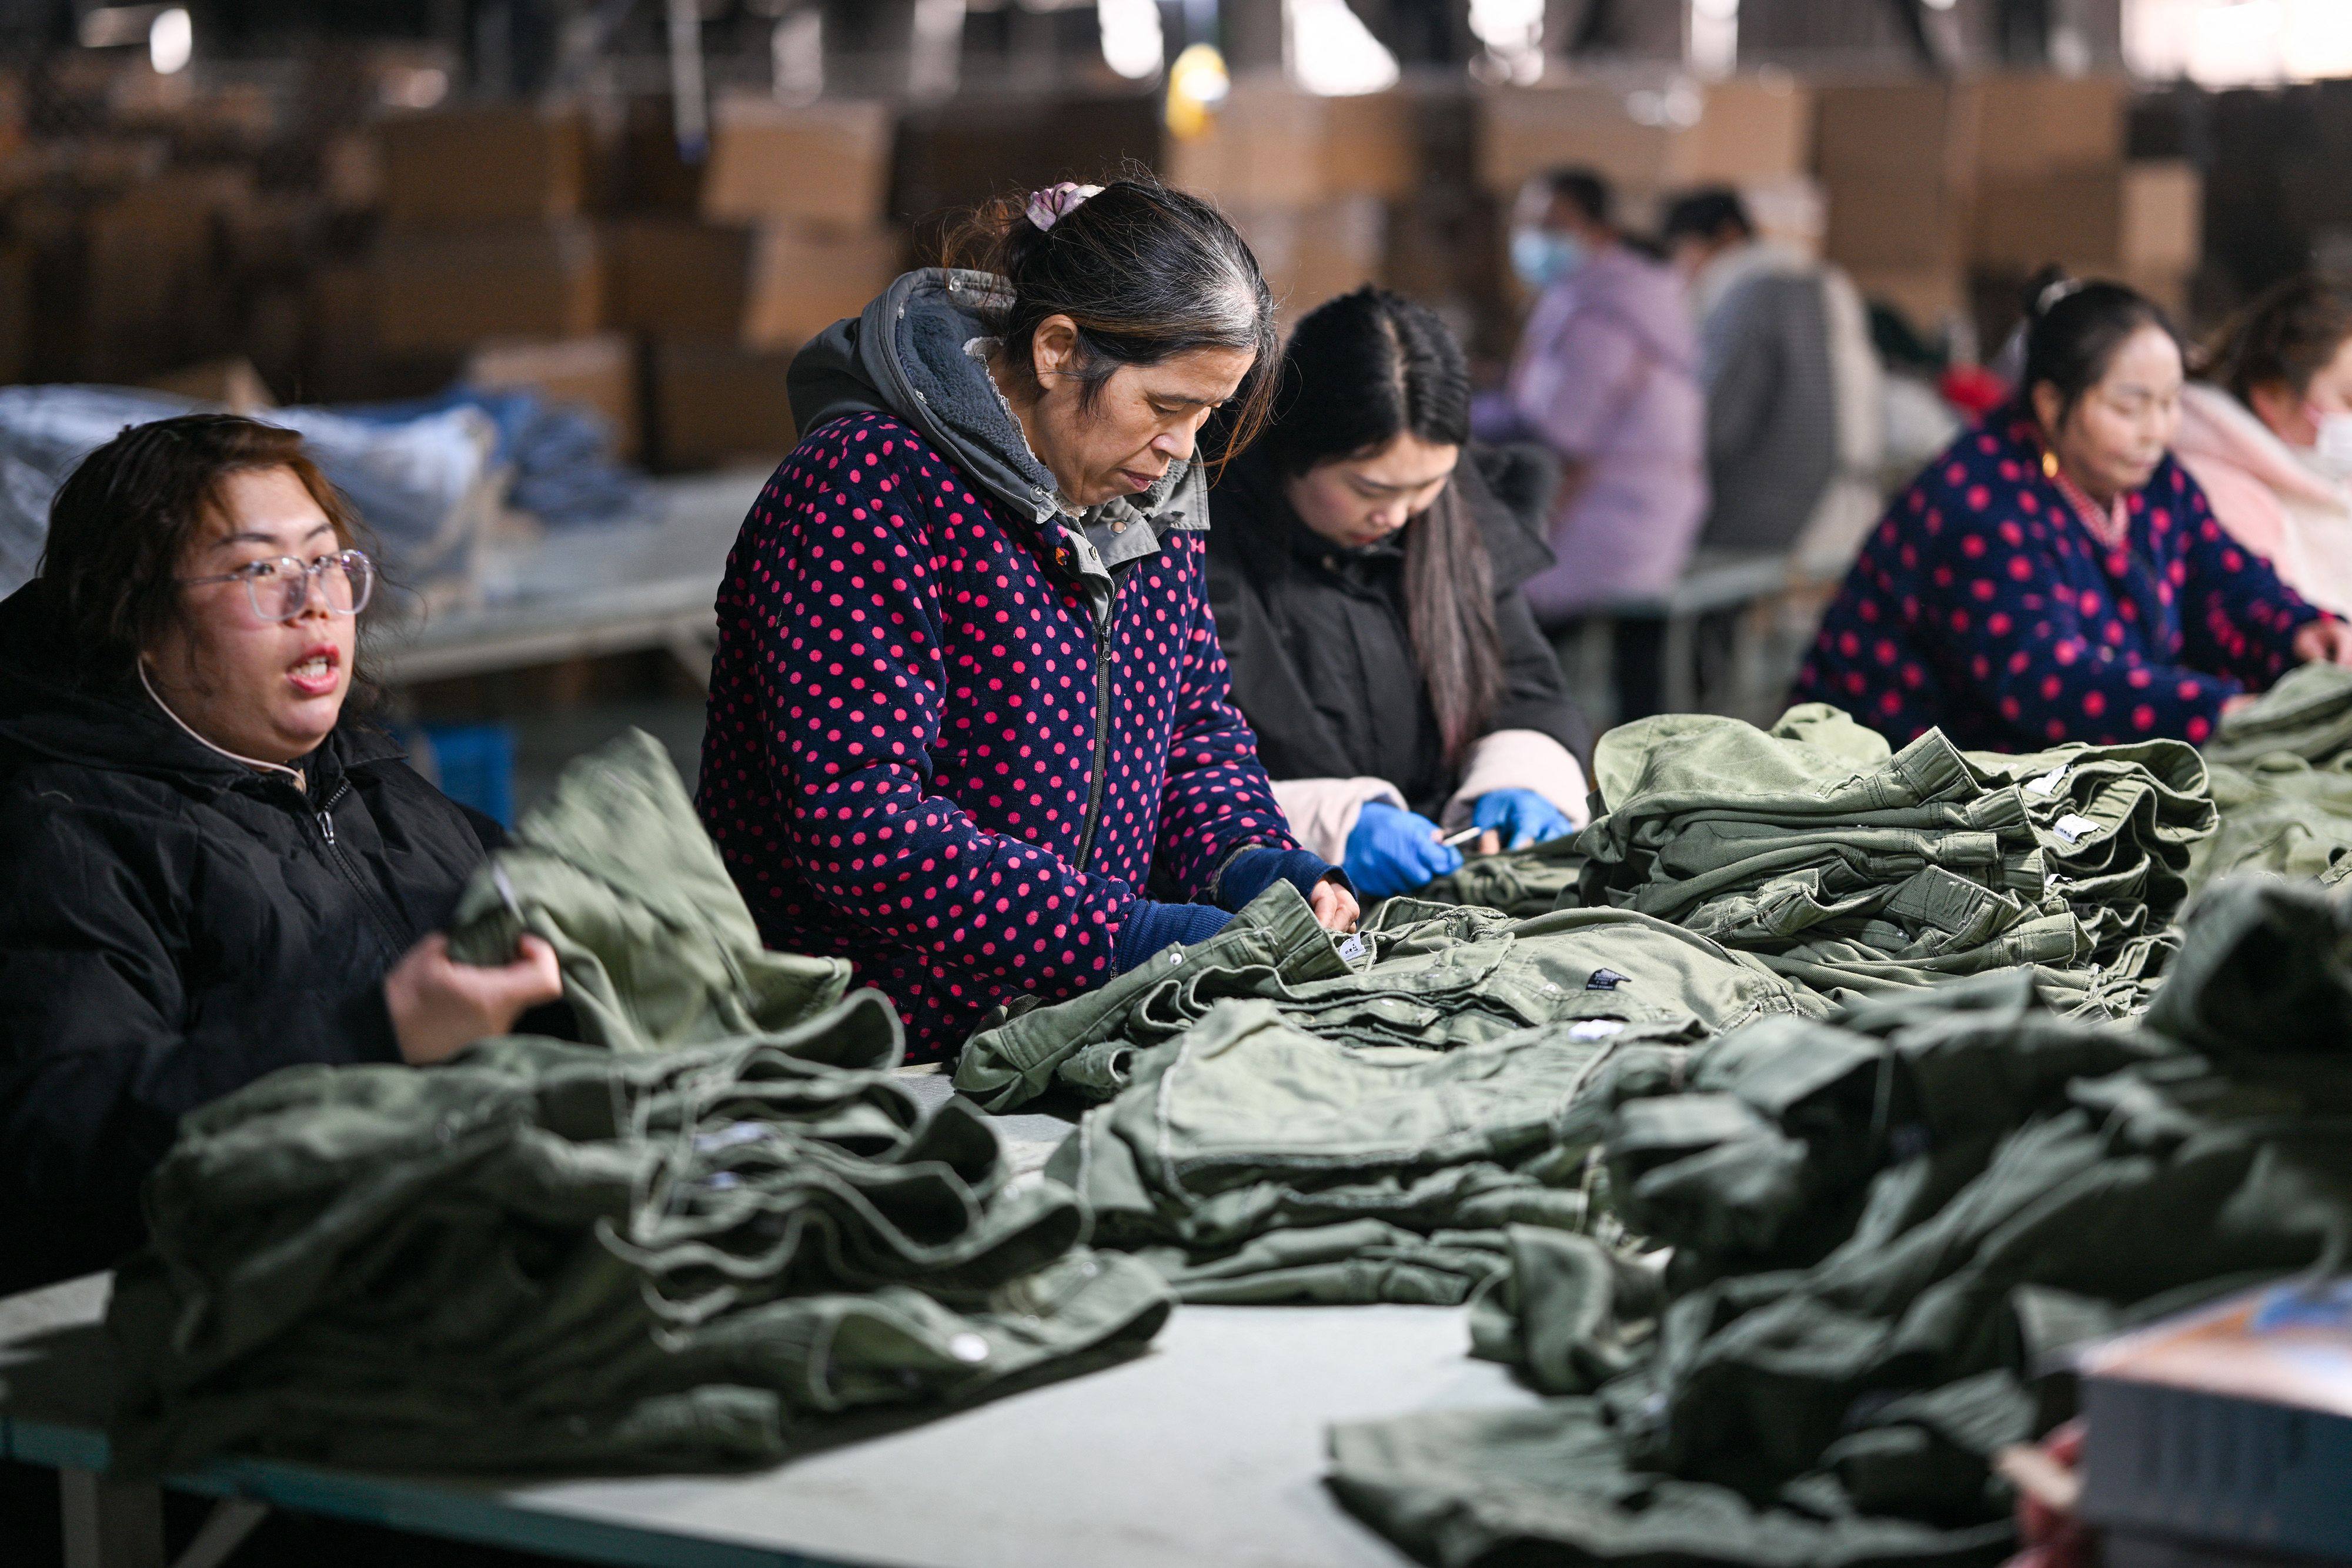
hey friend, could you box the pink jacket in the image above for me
[1494,246,1709,618]
[2172,382,2352,618]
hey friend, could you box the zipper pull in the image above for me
[317,810,336,847]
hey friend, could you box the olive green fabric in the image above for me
[1409,834,1588,918]
[1040,997,1686,1305]
[2191,664,2352,891]
[2203,658,2352,765]
[2190,754,2352,889]
[954,880,1826,1114]
[1569,706,2211,1015]
[446,729,850,1052]
[105,735,1170,1475]
[1327,874,2352,1567]
[108,1003,1170,1474]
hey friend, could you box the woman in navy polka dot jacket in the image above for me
[696,180,1359,1060]
[1796,276,2352,751]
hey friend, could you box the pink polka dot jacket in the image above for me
[1792,406,2323,751]
[697,411,1305,1061]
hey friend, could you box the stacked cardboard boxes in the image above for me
[370,105,603,362]
[620,95,898,471]
[1167,76,1415,324]
[1814,75,2203,337]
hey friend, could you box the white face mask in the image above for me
[2308,407,2352,477]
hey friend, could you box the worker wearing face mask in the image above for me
[2172,273,2352,618]
[1476,166,1708,633]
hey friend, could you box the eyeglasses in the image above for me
[181,549,374,623]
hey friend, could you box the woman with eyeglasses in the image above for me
[1793,272,2352,751]
[0,414,563,1293]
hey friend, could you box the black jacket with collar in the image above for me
[0,580,497,1292]
[1205,443,1593,820]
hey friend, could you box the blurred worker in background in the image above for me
[2173,273,2352,618]
[697,178,1358,1065]
[1207,287,1593,898]
[1479,165,1706,721]
[1794,274,2351,751]
[1479,165,1708,624]
[1662,186,1886,577]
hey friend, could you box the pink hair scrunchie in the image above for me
[1024,182,1102,233]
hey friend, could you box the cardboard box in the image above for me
[379,105,589,229]
[1972,166,2124,272]
[1165,79,1332,207]
[372,222,604,355]
[1823,169,1969,270]
[700,96,893,229]
[1813,79,1962,179]
[1972,160,2204,276]
[143,357,278,412]
[465,333,641,462]
[1164,79,1425,206]
[1478,75,1812,196]
[1230,199,1387,320]
[0,240,30,385]
[609,219,900,350]
[1847,266,1966,333]
[892,94,1161,228]
[2122,160,2203,275]
[1971,73,2127,180]
[82,168,255,376]
[651,340,799,472]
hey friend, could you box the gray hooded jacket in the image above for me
[787,268,1210,633]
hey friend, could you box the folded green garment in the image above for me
[2203,658,2352,766]
[955,880,1823,1114]
[1568,706,2210,1015]
[107,736,1168,1475]
[1044,997,1692,1306]
[1327,874,2352,1567]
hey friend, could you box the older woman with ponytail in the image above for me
[1205,287,1594,898]
[697,179,1358,1062]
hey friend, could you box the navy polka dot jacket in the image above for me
[1794,406,2323,750]
[697,413,1300,1061]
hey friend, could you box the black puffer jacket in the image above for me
[0,580,496,1292]
[1205,444,1592,820]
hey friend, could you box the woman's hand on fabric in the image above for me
[1308,874,1360,934]
[1471,788,1575,851]
[2294,617,2352,667]
[2221,692,2261,718]
[1342,801,1463,898]
[385,932,564,1066]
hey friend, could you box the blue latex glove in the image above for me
[1343,801,1463,898]
[1472,789,1575,851]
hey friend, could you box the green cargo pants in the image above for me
[954,880,1824,1114]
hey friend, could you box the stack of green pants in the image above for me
[2193,663,2352,890]
[1411,833,1588,918]
[1039,997,1689,1305]
[1571,705,2211,1014]
[1327,873,2352,1567]
[106,735,1171,1475]
[954,880,1825,1114]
